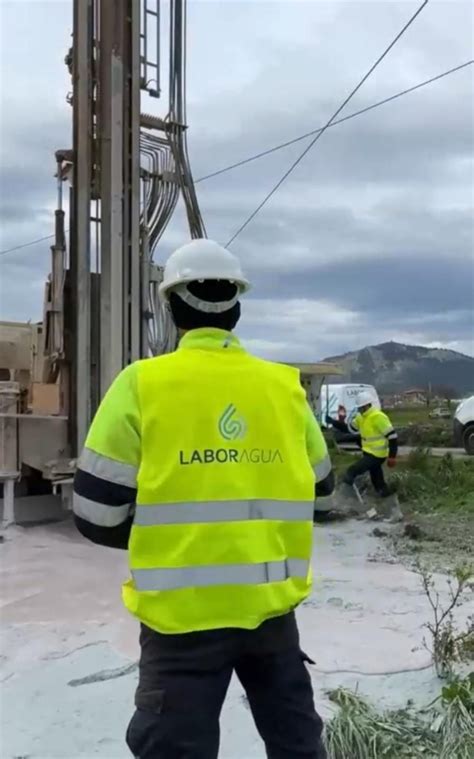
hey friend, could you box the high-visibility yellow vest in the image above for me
[352,407,394,458]
[100,331,320,634]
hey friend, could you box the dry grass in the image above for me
[324,681,474,759]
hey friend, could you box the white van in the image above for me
[454,396,474,454]
[319,383,381,429]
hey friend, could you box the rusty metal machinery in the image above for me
[43,0,205,455]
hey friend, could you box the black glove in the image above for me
[325,414,333,425]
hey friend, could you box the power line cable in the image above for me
[226,0,430,247]
[2,58,470,261]
[195,60,472,184]
[0,232,61,258]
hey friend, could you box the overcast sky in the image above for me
[0,0,473,361]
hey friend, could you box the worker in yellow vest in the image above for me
[73,239,333,759]
[327,390,398,497]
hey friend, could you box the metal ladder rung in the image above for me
[140,58,158,71]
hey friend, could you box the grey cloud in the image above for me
[0,0,473,358]
[199,200,472,274]
[239,299,474,363]
[249,255,474,316]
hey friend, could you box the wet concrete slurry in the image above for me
[1,519,471,757]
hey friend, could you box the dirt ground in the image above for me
[391,510,474,572]
[342,487,474,573]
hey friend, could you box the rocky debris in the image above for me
[313,510,350,523]
[404,523,425,541]
[68,661,137,687]
[366,507,379,520]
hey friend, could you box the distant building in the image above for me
[403,388,427,405]
[381,394,402,408]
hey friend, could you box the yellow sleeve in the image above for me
[373,411,394,436]
[350,414,361,432]
[305,403,332,480]
[74,364,140,533]
[84,363,141,471]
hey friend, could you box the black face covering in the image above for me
[169,280,241,331]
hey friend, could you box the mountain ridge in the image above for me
[322,341,474,395]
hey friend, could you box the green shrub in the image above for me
[390,452,474,513]
[406,446,432,472]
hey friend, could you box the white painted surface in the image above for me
[1,478,15,526]
[1,519,471,758]
[455,395,474,426]
[0,493,67,525]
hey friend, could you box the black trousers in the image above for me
[126,612,327,759]
[343,452,390,496]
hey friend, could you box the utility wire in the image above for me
[2,56,471,261]
[0,232,60,258]
[226,0,429,247]
[196,60,473,185]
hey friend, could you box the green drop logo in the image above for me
[219,404,247,441]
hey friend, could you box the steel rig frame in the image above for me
[45,0,205,457]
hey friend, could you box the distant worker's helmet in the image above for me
[159,239,250,313]
[356,390,374,409]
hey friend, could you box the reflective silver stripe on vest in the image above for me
[134,499,314,526]
[79,448,138,488]
[132,558,310,591]
[73,493,132,527]
[362,434,386,443]
[314,454,332,481]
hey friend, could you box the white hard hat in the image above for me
[356,390,374,408]
[159,239,250,313]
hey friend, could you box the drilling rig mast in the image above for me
[45,0,205,456]
[1,1,343,527]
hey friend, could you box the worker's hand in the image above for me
[387,458,397,468]
[325,414,333,425]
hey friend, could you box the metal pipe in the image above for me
[57,169,63,211]
[0,414,69,421]
[71,0,93,453]
[99,0,125,394]
[129,0,142,361]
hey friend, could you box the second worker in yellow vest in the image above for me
[327,390,398,498]
[73,239,332,759]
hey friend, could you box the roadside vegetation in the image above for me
[324,564,473,758]
[387,405,453,426]
[325,564,474,759]
[385,405,455,448]
[392,448,474,514]
[416,562,473,679]
[323,426,474,757]
[327,443,474,568]
[327,443,474,515]
[325,674,474,759]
